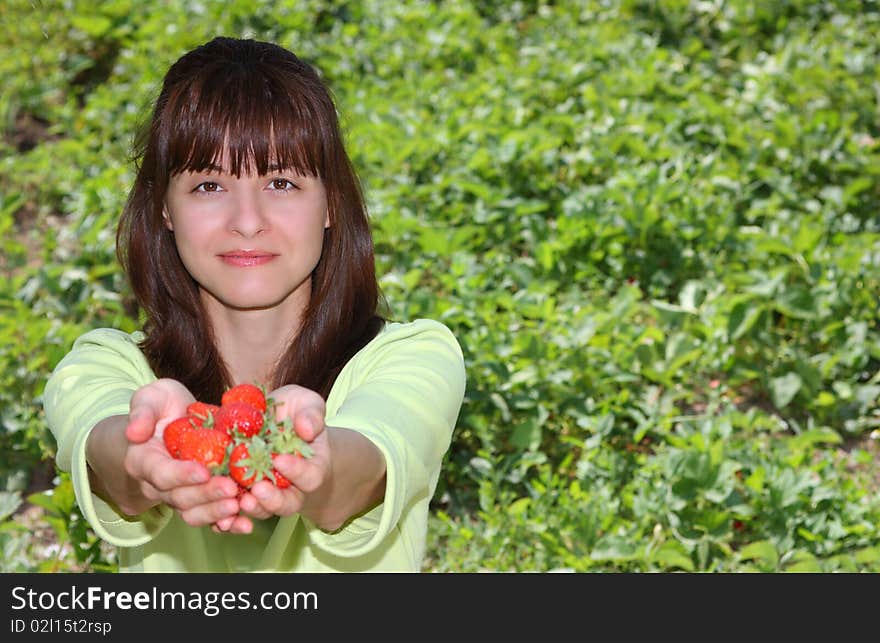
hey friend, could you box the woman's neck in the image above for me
[201,293,305,388]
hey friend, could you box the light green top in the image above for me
[43,319,466,572]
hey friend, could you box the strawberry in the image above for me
[228,441,260,489]
[221,383,267,413]
[186,401,220,427]
[163,387,314,490]
[176,428,231,473]
[228,435,296,489]
[163,415,198,458]
[214,400,264,438]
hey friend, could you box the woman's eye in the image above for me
[269,178,297,191]
[194,181,221,193]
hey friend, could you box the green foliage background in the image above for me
[1,0,879,572]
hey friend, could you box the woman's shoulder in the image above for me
[341,318,464,374]
[56,327,151,375]
[378,317,455,337]
[327,318,466,412]
[71,327,146,352]
[370,318,462,353]
[47,327,154,391]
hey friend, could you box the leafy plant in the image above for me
[2,0,879,573]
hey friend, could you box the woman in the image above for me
[43,37,466,572]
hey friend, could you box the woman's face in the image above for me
[164,161,329,314]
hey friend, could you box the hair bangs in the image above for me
[163,64,325,179]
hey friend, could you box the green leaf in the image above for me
[508,497,531,516]
[769,372,802,409]
[728,299,764,340]
[510,417,541,451]
[590,537,641,562]
[738,540,779,569]
[789,428,843,450]
[854,547,880,564]
[0,491,22,521]
[784,551,821,573]
[70,15,114,37]
[651,542,695,571]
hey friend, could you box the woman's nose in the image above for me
[228,191,269,237]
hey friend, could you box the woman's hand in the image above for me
[86,378,241,528]
[214,384,330,533]
[216,384,387,535]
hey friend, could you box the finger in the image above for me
[295,408,325,442]
[273,453,323,494]
[249,482,282,512]
[166,476,239,511]
[241,506,272,520]
[152,379,196,433]
[214,516,237,532]
[238,488,275,519]
[130,451,209,492]
[126,379,195,442]
[250,479,305,517]
[271,386,326,441]
[178,498,240,527]
[125,406,159,443]
[131,481,162,512]
[227,515,253,535]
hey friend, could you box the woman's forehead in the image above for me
[172,141,318,177]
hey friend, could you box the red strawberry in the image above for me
[228,441,259,488]
[228,435,293,489]
[176,428,231,473]
[163,415,198,458]
[186,401,220,427]
[221,383,267,413]
[214,401,264,438]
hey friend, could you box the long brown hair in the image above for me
[117,37,385,402]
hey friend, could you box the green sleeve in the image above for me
[306,319,466,558]
[42,328,173,546]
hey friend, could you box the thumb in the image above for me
[125,406,158,444]
[295,407,325,441]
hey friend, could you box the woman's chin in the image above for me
[208,291,287,312]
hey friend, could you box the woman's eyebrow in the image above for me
[186,162,306,175]
[187,163,225,174]
[267,164,316,177]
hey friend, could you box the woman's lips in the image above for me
[218,251,277,267]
